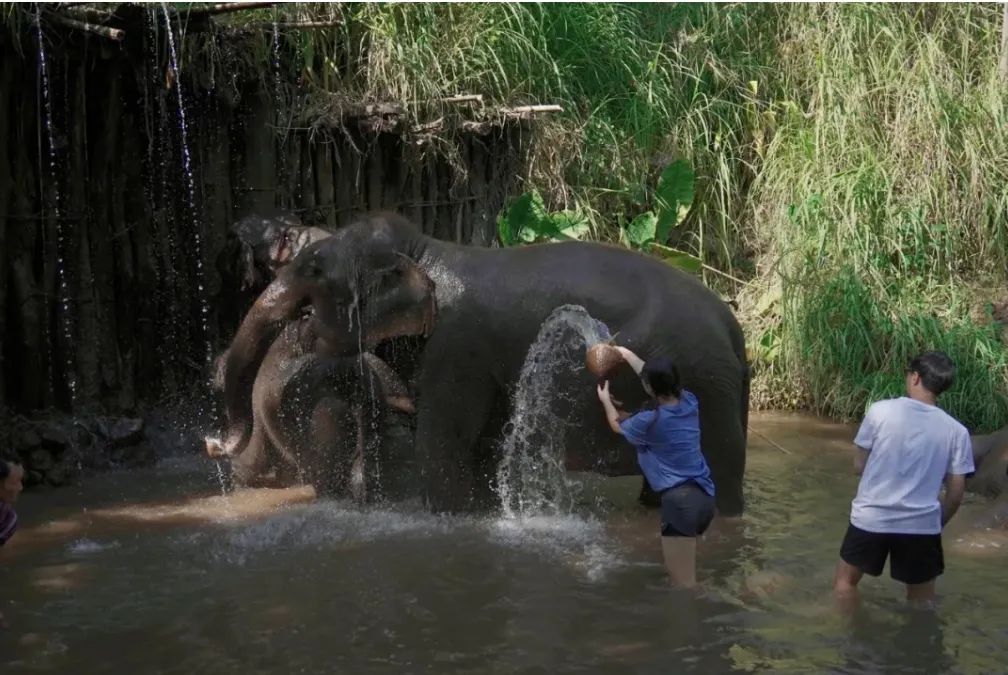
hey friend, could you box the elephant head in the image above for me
[218,226,437,457]
[224,212,333,291]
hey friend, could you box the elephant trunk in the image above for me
[221,272,307,456]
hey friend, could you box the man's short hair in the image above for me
[908,350,956,395]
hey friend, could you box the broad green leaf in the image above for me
[498,191,550,245]
[496,214,518,246]
[551,211,591,240]
[655,159,695,243]
[650,242,702,274]
[625,211,657,248]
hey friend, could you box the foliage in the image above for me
[496,191,590,245]
[498,159,702,274]
[10,3,1008,426]
[790,269,1008,431]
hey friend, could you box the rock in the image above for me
[28,448,55,472]
[14,428,41,452]
[45,461,73,487]
[39,423,70,451]
[72,424,93,448]
[96,416,145,449]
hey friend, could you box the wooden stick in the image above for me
[186,2,276,18]
[1000,1,1008,81]
[410,118,445,134]
[441,94,484,105]
[62,7,115,23]
[46,13,124,41]
[499,104,564,115]
[268,20,343,29]
[748,426,794,455]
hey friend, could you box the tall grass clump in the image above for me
[792,268,1008,431]
[745,3,1008,429]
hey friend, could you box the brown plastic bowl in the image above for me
[586,343,624,377]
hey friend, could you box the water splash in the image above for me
[161,3,213,372]
[271,12,289,205]
[35,8,77,407]
[496,305,612,519]
[145,7,183,385]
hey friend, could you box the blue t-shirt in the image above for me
[618,390,715,495]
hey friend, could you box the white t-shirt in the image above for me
[850,397,974,535]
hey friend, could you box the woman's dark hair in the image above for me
[908,350,956,395]
[642,356,683,398]
[639,356,683,435]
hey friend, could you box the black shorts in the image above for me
[839,523,944,585]
[660,481,715,537]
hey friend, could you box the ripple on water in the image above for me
[66,539,120,555]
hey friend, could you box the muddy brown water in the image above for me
[1,413,1006,674]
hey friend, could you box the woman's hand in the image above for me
[596,380,612,403]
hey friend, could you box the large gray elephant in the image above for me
[221,212,749,515]
[969,426,1008,498]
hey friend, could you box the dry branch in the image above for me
[186,2,277,18]
[47,13,124,41]
[441,94,484,106]
[499,104,564,115]
[268,20,343,29]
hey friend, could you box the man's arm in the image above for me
[853,447,870,476]
[939,473,966,527]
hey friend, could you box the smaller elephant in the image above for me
[968,426,1008,498]
[208,315,416,500]
[225,212,333,292]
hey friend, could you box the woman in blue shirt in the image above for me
[596,346,716,588]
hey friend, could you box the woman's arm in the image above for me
[615,346,645,376]
[596,381,624,435]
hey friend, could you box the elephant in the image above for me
[968,426,1008,498]
[217,221,437,471]
[221,212,749,516]
[208,315,417,499]
[210,213,430,498]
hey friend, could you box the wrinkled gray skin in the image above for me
[222,212,750,516]
[209,316,416,499]
[969,426,1008,498]
[216,220,437,491]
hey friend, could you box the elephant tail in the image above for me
[740,357,751,444]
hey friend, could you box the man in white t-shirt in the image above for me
[833,351,974,605]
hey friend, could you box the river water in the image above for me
[1,413,1006,674]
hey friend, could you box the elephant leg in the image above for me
[308,396,355,497]
[698,395,746,517]
[416,359,499,513]
[343,401,384,505]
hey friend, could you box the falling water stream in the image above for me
[160,3,213,373]
[34,8,77,407]
[496,305,612,519]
